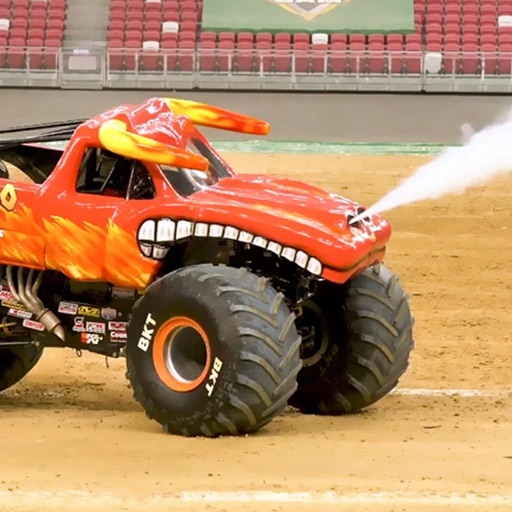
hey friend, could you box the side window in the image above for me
[76,148,156,200]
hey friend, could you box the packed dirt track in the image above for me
[2,152,512,512]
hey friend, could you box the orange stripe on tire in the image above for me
[152,317,211,392]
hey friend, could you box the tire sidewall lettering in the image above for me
[127,297,232,410]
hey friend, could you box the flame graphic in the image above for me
[98,119,210,171]
[164,98,271,136]
[0,205,45,267]
[0,206,157,289]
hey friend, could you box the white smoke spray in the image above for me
[351,106,512,223]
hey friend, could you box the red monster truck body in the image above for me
[0,98,412,438]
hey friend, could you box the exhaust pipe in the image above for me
[6,266,65,342]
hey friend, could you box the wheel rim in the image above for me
[297,300,330,368]
[152,317,211,392]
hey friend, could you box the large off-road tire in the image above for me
[125,264,302,437]
[0,344,44,392]
[289,262,414,415]
[0,164,45,392]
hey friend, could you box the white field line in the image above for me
[0,490,511,506]
[392,387,512,398]
[4,387,511,401]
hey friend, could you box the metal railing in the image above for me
[0,46,511,92]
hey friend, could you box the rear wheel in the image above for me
[0,344,44,392]
[0,165,44,392]
[125,264,302,437]
[290,262,414,414]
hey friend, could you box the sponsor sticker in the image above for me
[58,301,79,315]
[112,286,135,299]
[0,290,15,301]
[23,319,45,331]
[73,316,85,332]
[110,330,127,341]
[2,299,28,311]
[81,332,103,345]
[8,308,32,319]
[86,321,106,334]
[77,305,100,317]
[108,321,127,331]
[100,307,117,320]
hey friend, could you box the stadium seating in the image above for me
[104,0,512,76]
[0,0,66,70]
[2,0,511,76]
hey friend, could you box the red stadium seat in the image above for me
[198,40,215,71]
[444,33,460,45]
[405,42,422,73]
[235,41,255,72]
[255,40,272,72]
[179,30,196,42]
[293,32,309,44]
[146,11,162,22]
[275,32,291,44]
[405,33,421,44]
[274,41,291,73]
[368,33,384,45]
[217,39,234,72]
[124,40,140,71]
[443,42,460,73]
[177,39,195,71]
[444,13,460,26]
[348,41,365,72]
[444,4,461,16]
[7,39,26,69]
[349,33,365,45]
[256,32,272,44]
[218,31,234,43]
[498,43,512,74]
[200,31,216,42]
[387,33,403,45]
[181,11,197,22]
[367,41,385,73]
[237,32,253,44]
[480,43,497,74]
[330,33,347,44]
[461,42,479,74]
[330,41,347,73]
[462,33,478,45]
[141,49,161,72]
[388,41,404,73]
[293,41,309,73]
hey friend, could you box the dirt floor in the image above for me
[1,152,512,512]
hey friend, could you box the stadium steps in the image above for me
[63,0,110,48]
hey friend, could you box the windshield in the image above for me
[159,135,232,198]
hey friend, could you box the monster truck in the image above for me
[0,97,414,437]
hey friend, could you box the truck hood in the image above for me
[184,174,391,278]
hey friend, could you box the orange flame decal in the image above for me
[43,217,157,289]
[163,98,271,136]
[98,119,210,171]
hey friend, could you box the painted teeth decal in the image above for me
[194,223,209,237]
[295,251,309,268]
[137,218,324,275]
[253,236,268,249]
[238,231,254,243]
[267,242,282,256]
[224,226,239,240]
[176,220,193,240]
[306,258,322,276]
[281,247,296,262]
[209,224,224,237]
[139,219,156,241]
[156,218,175,242]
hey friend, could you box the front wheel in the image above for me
[125,264,302,437]
[290,262,415,415]
[0,344,44,393]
